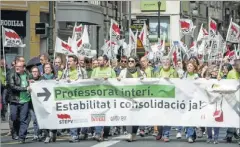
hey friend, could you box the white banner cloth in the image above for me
[30,78,240,129]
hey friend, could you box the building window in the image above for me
[147,16,170,44]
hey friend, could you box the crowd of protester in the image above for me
[0,52,239,144]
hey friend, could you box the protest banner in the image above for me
[30,78,240,129]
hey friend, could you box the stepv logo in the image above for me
[91,114,106,122]
[57,114,73,124]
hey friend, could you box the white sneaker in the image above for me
[188,137,194,143]
[44,137,51,143]
[176,132,182,139]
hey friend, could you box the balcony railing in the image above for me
[58,1,101,6]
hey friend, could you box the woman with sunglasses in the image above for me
[117,56,146,142]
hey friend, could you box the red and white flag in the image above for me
[197,24,209,42]
[157,34,165,52]
[110,19,120,42]
[218,33,227,54]
[128,28,138,56]
[179,19,195,38]
[100,39,117,58]
[74,25,90,50]
[2,27,26,48]
[138,21,148,46]
[72,23,83,41]
[68,37,72,45]
[55,37,75,55]
[208,18,217,40]
[189,41,197,52]
[226,18,240,43]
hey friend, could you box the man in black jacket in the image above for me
[5,56,26,138]
[9,61,31,143]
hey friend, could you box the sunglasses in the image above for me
[128,60,135,63]
[121,60,127,63]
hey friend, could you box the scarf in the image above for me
[42,73,54,80]
[126,67,143,78]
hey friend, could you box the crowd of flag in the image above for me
[1,17,240,66]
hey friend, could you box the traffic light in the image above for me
[35,23,48,35]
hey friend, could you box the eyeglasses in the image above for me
[128,60,135,63]
[32,71,39,73]
[121,60,127,63]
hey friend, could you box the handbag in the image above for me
[213,98,223,122]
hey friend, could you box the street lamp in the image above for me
[158,0,161,38]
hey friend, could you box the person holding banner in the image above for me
[117,56,146,142]
[29,66,42,141]
[91,55,116,142]
[139,56,154,137]
[205,65,220,144]
[8,61,31,143]
[92,57,99,69]
[224,59,240,144]
[77,55,88,80]
[39,62,57,143]
[180,61,199,143]
[85,58,93,78]
[61,55,89,143]
[54,56,64,79]
[222,63,232,79]
[153,56,178,142]
[114,56,128,77]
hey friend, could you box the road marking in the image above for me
[1,142,20,145]
[91,140,120,147]
[90,135,127,147]
[111,134,128,140]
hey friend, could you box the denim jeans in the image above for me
[70,128,88,137]
[10,102,30,139]
[177,126,182,133]
[207,127,220,140]
[95,126,110,138]
[157,126,171,137]
[186,127,195,138]
[29,108,39,136]
[95,126,103,136]
[1,88,8,118]
[163,126,171,137]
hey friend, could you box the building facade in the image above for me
[1,1,50,64]
[180,1,225,45]
[131,0,181,48]
[56,1,128,56]
[131,1,239,48]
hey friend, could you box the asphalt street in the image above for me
[1,129,239,147]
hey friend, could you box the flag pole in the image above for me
[2,26,7,78]
[135,29,138,56]
[225,18,232,42]
[110,19,112,59]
